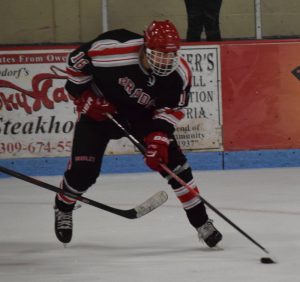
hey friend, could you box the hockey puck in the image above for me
[260,257,275,264]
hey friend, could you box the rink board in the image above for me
[1,39,300,176]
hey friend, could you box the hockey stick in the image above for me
[0,165,167,219]
[106,113,276,261]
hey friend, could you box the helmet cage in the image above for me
[146,48,179,76]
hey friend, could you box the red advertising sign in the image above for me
[221,40,300,151]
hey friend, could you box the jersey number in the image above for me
[70,52,89,70]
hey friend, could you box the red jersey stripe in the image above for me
[66,67,86,77]
[88,45,141,57]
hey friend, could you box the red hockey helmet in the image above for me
[144,20,181,52]
[144,20,181,76]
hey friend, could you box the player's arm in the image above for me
[143,93,189,172]
[144,57,192,171]
[65,44,116,121]
[144,94,190,172]
[143,106,187,171]
[148,56,192,135]
[65,44,94,99]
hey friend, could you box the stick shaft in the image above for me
[107,113,271,254]
[161,164,269,253]
[0,165,136,218]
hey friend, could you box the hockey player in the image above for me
[54,20,222,248]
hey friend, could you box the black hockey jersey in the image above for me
[65,29,192,135]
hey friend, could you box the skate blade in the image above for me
[212,242,224,251]
[199,239,224,251]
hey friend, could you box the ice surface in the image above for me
[0,168,299,282]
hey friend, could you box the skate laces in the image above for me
[55,210,73,230]
[197,219,216,240]
[54,204,81,230]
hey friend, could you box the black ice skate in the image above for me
[54,206,73,244]
[197,219,222,248]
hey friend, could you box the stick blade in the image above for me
[134,191,168,218]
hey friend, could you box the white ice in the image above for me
[0,167,300,282]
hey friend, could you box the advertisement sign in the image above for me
[221,41,300,150]
[0,45,223,159]
[179,45,222,151]
[0,48,75,159]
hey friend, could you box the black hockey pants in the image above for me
[62,116,208,228]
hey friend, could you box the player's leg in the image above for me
[161,136,222,247]
[184,0,205,41]
[203,0,222,41]
[54,117,123,244]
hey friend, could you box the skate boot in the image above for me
[54,206,74,244]
[54,193,77,245]
[197,219,222,248]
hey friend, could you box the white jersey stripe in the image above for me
[91,38,143,52]
[93,58,139,67]
[90,41,141,68]
[68,75,93,85]
[153,110,185,126]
